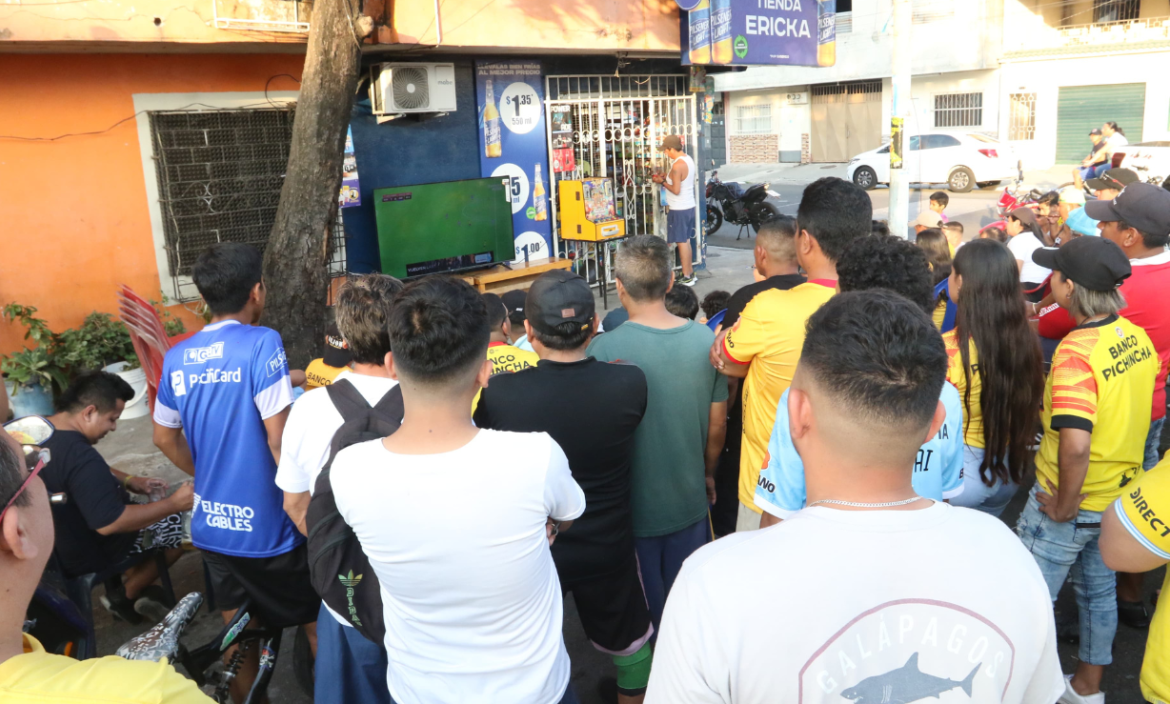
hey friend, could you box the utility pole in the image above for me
[888,0,911,237]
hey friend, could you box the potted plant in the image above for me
[1,304,65,418]
[56,312,155,418]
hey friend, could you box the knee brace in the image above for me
[613,642,653,696]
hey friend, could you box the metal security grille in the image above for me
[934,93,983,128]
[545,75,697,289]
[735,105,773,135]
[913,0,954,23]
[1009,93,1037,141]
[810,80,882,101]
[150,109,321,301]
[1093,0,1140,23]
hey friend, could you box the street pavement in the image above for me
[705,162,1077,248]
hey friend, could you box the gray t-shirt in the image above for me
[588,319,729,538]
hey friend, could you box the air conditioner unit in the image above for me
[370,62,457,116]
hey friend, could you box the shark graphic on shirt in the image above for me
[840,652,980,703]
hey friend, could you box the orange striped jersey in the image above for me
[943,330,984,448]
[1035,314,1157,511]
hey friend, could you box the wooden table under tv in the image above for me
[455,257,573,294]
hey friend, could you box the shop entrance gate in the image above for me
[545,75,699,290]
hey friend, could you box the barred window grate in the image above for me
[1094,0,1139,23]
[735,105,773,135]
[1009,93,1037,141]
[934,93,983,128]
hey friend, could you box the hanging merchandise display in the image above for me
[476,60,553,263]
[338,127,362,209]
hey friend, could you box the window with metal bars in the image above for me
[1009,93,1037,141]
[934,93,983,128]
[735,105,773,135]
[1093,0,1139,23]
[148,108,348,301]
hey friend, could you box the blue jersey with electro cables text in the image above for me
[154,320,299,558]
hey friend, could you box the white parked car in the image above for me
[847,133,1018,193]
[1113,141,1170,187]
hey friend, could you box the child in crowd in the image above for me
[665,285,700,321]
[980,225,1009,243]
[942,221,965,253]
[916,228,954,331]
[929,191,950,222]
[304,322,353,390]
[699,290,730,324]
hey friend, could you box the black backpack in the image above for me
[306,379,404,644]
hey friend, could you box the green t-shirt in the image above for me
[587,319,729,538]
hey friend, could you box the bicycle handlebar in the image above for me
[116,592,204,663]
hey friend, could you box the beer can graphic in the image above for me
[711,0,733,64]
[817,0,837,67]
[689,0,711,64]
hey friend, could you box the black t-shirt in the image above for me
[473,358,647,583]
[41,429,136,577]
[722,273,808,330]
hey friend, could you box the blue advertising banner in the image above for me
[680,0,834,67]
[475,60,552,263]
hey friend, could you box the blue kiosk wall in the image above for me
[341,57,704,275]
[341,61,481,273]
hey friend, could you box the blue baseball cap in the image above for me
[1065,207,1100,237]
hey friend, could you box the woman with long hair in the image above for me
[945,239,1045,516]
[916,227,953,329]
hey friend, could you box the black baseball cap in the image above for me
[525,270,595,337]
[1032,237,1131,292]
[1085,168,1139,192]
[500,289,528,326]
[1085,182,1170,236]
[1089,128,1102,136]
[323,322,352,368]
[1008,207,1038,228]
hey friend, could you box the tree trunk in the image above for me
[262,0,368,368]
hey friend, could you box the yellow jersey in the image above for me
[1113,454,1170,704]
[944,330,984,448]
[486,341,539,375]
[0,634,211,703]
[722,280,836,511]
[931,297,948,331]
[305,358,346,390]
[1035,314,1157,511]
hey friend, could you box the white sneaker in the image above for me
[1057,674,1105,704]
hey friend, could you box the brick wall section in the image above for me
[730,134,778,163]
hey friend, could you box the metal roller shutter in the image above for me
[1055,83,1145,164]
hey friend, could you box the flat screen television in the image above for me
[374,177,515,279]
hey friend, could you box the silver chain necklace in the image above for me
[807,496,923,509]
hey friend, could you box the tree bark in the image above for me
[262,0,368,368]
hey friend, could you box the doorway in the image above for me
[810,80,882,163]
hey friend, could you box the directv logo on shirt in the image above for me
[184,342,225,365]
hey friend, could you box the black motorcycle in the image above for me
[705,171,781,239]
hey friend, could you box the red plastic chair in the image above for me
[116,286,195,412]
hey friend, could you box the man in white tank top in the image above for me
[652,135,698,287]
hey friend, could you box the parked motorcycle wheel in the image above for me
[705,205,723,236]
[750,202,781,233]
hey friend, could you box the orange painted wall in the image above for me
[0,54,305,354]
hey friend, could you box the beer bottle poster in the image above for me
[476,60,553,264]
[679,0,831,67]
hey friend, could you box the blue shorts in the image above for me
[667,207,696,244]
